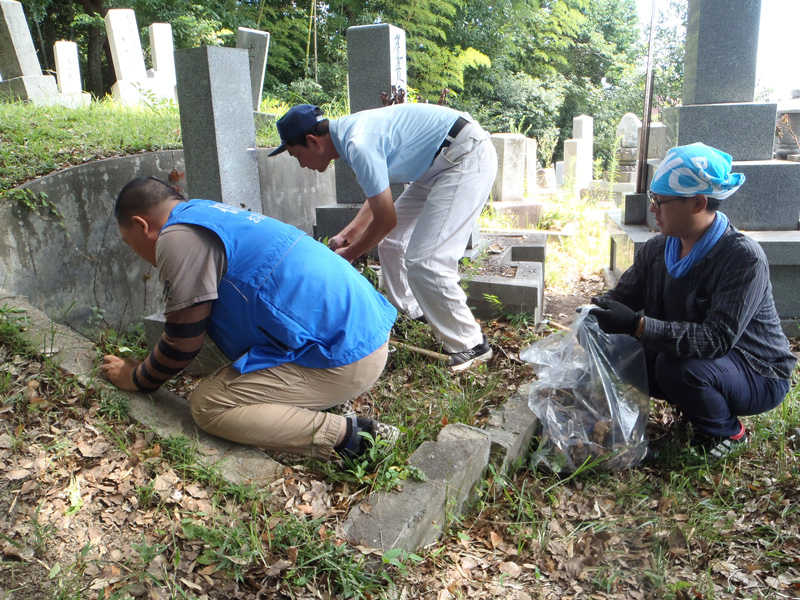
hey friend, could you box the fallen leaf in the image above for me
[564,556,583,578]
[498,561,521,577]
[490,531,503,549]
[7,469,30,480]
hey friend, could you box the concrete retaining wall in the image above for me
[0,149,335,337]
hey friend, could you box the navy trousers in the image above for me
[646,350,790,439]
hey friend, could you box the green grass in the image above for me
[0,100,181,196]
[0,95,352,199]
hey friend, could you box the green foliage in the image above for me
[342,431,427,492]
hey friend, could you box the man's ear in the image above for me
[305,133,323,151]
[130,215,157,238]
[692,194,708,214]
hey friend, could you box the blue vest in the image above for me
[163,200,397,373]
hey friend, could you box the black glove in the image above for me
[589,297,641,336]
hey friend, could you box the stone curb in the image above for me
[341,386,539,553]
[1,296,282,485]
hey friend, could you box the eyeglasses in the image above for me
[647,190,682,208]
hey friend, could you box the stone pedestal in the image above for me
[662,102,777,161]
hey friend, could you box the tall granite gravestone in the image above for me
[662,0,774,160]
[236,27,270,112]
[175,46,261,212]
[0,0,58,103]
[53,41,90,107]
[315,23,408,243]
[609,0,800,332]
[105,9,175,104]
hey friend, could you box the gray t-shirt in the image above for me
[155,224,227,313]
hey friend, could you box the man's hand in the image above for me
[100,355,142,391]
[328,234,349,251]
[589,297,641,336]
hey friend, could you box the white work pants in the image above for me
[378,122,498,353]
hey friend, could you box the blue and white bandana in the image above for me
[651,143,745,200]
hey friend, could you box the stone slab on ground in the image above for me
[1,296,283,486]
[484,384,538,472]
[341,424,491,551]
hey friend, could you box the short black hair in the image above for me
[285,106,330,148]
[706,197,721,212]
[114,177,185,226]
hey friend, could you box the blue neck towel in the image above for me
[665,212,729,278]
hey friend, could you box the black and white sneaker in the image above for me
[447,335,493,372]
[691,421,748,461]
[336,417,400,460]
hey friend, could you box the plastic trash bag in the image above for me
[520,306,650,473]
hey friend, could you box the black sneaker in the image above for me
[447,335,493,372]
[691,421,748,461]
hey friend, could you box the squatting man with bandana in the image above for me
[270,103,498,371]
[101,177,400,461]
[589,143,796,459]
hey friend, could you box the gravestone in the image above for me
[491,134,525,202]
[525,138,538,197]
[346,23,407,113]
[662,0,775,161]
[105,9,175,104]
[0,0,58,104]
[175,46,261,212]
[315,23,408,245]
[682,0,760,105]
[490,133,541,228]
[563,115,594,193]
[613,113,640,183]
[148,23,176,88]
[609,0,800,333]
[236,27,270,112]
[53,41,90,107]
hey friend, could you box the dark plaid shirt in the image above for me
[604,226,796,380]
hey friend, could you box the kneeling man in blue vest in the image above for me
[101,177,400,461]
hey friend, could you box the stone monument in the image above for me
[174,46,261,212]
[0,0,59,104]
[314,23,408,244]
[563,114,594,194]
[608,0,800,333]
[148,23,177,90]
[105,9,175,104]
[236,27,270,112]
[53,41,91,107]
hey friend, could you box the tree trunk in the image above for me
[76,0,110,98]
[85,24,106,97]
